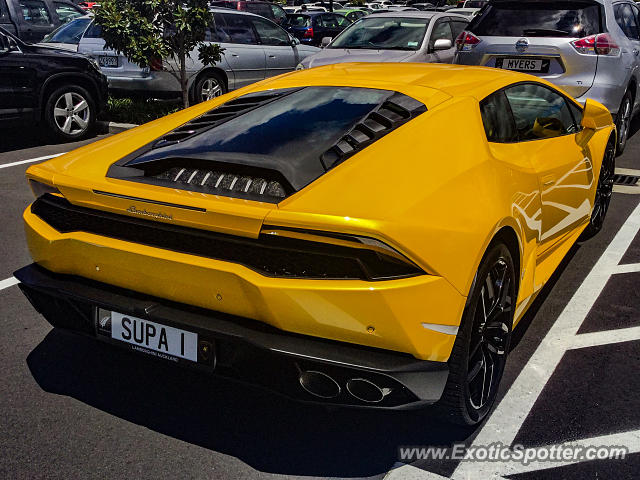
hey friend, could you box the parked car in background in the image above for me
[297,11,468,67]
[285,11,351,46]
[454,0,640,154]
[454,7,479,18]
[461,0,487,7]
[0,0,84,42]
[39,13,90,50]
[75,10,319,102]
[210,0,288,25]
[0,25,107,139]
[284,5,327,13]
[334,8,368,22]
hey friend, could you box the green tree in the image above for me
[94,0,223,108]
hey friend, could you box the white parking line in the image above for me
[0,277,18,291]
[0,152,65,170]
[571,326,640,350]
[611,262,640,274]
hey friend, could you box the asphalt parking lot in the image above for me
[1,120,639,480]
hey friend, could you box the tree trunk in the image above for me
[180,49,188,109]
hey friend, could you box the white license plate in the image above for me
[110,312,198,362]
[500,58,543,71]
[98,55,118,67]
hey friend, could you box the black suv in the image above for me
[0,0,85,42]
[0,26,107,140]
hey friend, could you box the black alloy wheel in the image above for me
[436,242,515,426]
[581,133,616,240]
[615,90,632,156]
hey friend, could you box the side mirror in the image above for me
[321,36,333,48]
[433,38,452,51]
[576,98,613,147]
[290,35,300,46]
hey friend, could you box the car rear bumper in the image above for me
[23,202,465,362]
[15,263,450,409]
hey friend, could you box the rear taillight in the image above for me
[149,58,164,71]
[571,33,619,56]
[455,31,481,51]
[303,27,314,39]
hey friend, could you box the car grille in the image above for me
[31,194,423,281]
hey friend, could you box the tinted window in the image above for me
[54,2,82,23]
[287,14,311,27]
[320,13,338,27]
[469,1,602,37]
[335,14,350,27]
[329,16,429,50]
[567,100,583,127]
[270,4,287,24]
[450,19,468,39]
[252,17,290,45]
[19,0,52,25]
[43,16,91,43]
[84,21,101,38]
[465,0,487,7]
[245,2,274,20]
[218,13,258,44]
[504,84,578,140]
[614,3,640,40]
[429,19,453,50]
[480,91,517,143]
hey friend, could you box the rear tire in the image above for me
[44,85,95,141]
[615,90,632,156]
[436,242,515,426]
[580,133,616,240]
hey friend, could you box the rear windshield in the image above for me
[287,14,311,27]
[465,1,486,8]
[42,16,90,43]
[468,1,602,37]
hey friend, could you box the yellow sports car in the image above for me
[16,63,615,425]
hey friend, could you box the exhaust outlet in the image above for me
[299,370,341,399]
[346,378,389,403]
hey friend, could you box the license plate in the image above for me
[98,55,118,67]
[109,311,198,362]
[496,57,549,73]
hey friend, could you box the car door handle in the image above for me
[268,55,276,58]
[231,53,239,57]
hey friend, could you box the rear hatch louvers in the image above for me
[106,87,426,203]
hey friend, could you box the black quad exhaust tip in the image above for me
[346,378,390,403]
[299,371,341,399]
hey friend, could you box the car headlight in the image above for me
[296,63,305,70]
[29,179,61,199]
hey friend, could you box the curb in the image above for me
[98,121,139,134]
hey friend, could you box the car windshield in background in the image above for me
[329,17,429,50]
[288,14,311,27]
[42,16,91,43]
[469,1,602,37]
[464,1,486,8]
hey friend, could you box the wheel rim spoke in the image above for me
[467,255,513,411]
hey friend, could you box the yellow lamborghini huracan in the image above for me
[16,63,615,425]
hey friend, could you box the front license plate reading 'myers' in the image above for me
[111,312,198,362]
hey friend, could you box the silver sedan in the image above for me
[297,12,469,69]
